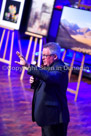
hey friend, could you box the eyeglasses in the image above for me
[42,54,54,58]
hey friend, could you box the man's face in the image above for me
[42,47,56,66]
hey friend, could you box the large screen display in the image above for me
[0,0,25,30]
[56,6,91,55]
[26,0,55,37]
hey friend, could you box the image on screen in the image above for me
[26,0,55,37]
[0,0,25,30]
[56,6,91,55]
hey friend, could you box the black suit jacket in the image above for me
[27,59,70,126]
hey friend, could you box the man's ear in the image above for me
[54,54,58,60]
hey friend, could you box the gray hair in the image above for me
[43,42,61,59]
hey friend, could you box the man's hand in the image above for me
[15,51,28,67]
[29,76,34,84]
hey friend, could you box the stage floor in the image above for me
[0,63,91,136]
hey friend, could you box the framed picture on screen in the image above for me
[0,0,25,30]
[26,0,55,37]
[56,6,91,55]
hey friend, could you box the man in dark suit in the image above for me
[15,42,70,136]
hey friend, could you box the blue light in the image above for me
[85,69,91,73]
[61,48,65,52]
[35,52,40,56]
